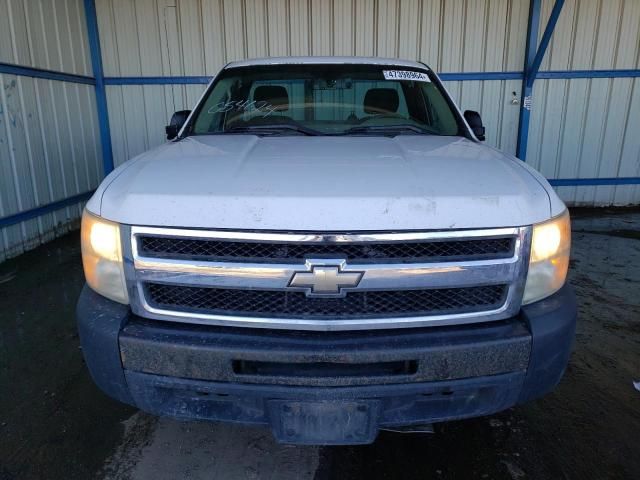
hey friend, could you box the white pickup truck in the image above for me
[77,57,576,445]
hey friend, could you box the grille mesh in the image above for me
[138,236,515,263]
[145,283,508,319]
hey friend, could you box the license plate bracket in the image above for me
[268,400,380,445]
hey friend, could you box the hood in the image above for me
[90,135,556,231]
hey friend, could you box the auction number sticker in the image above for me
[383,70,430,82]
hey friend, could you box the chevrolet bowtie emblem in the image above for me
[288,260,363,297]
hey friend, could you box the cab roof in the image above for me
[225,56,430,70]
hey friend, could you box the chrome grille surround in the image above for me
[123,226,531,331]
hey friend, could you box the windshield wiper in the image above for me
[340,124,436,136]
[225,124,322,136]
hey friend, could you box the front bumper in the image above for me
[77,284,576,444]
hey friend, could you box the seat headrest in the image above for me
[364,88,399,114]
[253,85,289,111]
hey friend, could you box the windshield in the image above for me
[189,64,462,136]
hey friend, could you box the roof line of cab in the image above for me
[224,56,431,70]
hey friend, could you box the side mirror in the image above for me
[165,110,191,140]
[464,110,486,141]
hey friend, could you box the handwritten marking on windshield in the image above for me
[209,100,279,117]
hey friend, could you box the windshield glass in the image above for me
[190,64,461,136]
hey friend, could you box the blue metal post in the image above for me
[516,0,542,160]
[83,0,114,175]
[516,0,565,160]
[528,0,565,85]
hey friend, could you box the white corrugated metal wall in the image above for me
[0,0,103,261]
[1,0,639,262]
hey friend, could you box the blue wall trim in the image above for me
[438,71,523,81]
[100,70,640,86]
[0,62,95,85]
[538,69,640,79]
[549,177,640,187]
[84,0,114,176]
[0,191,94,228]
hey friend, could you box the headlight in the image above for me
[522,210,571,305]
[81,210,129,304]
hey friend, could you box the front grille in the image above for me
[130,226,528,330]
[138,235,515,263]
[144,283,508,319]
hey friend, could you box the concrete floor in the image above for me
[1,209,639,480]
